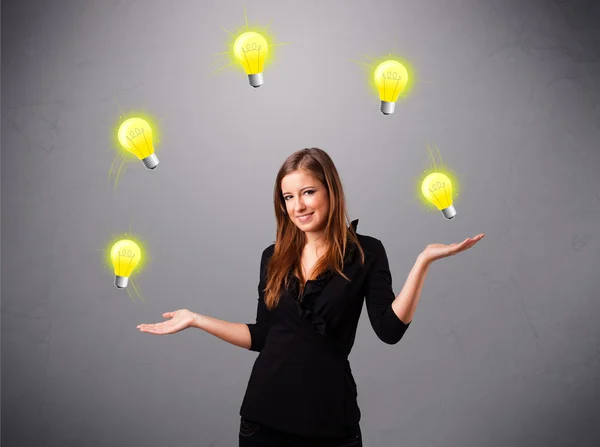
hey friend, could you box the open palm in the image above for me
[137,309,195,335]
[422,233,484,263]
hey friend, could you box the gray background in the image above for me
[2,0,600,446]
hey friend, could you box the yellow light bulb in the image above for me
[374,60,409,115]
[233,31,269,87]
[117,117,159,169]
[110,239,142,288]
[421,172,457,219]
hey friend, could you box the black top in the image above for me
[240,219,411,437]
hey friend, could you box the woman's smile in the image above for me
[297,212,314,222]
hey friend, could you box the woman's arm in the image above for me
[391,234,484,323]
[191,313,252,350]
[193,245,275,351]
[137,308,252,350]
[364,234,483,344]
[390,254,430,324]
[137,247,275,351]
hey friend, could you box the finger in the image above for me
[464,239,480,250]
[454,240,475,253]
[457,243,470,253]
[463,235,482,245]
[138,322,166,331]
[470,235,484,245]
[141,324,167,334]
[456,239,469,248]
[463,238,477,247]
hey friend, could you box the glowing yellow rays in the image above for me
[209,7,289,86]
[422,172,456,219]
[111,239,141,288]
[108,111,162,193]
[107,155,128,194]
[415,144,461,220]
[101,230,150,302]
[233,31,269,87]
[374,60,409,115]
[126,277,145,303]
[117,117,159,169]
[351,52,417,114]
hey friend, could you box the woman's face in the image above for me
[281,170,330,234]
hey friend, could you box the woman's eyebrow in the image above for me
[282,186,316,195]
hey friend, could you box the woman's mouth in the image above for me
[297,213,314,222]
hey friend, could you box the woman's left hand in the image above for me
[420,233,485,264]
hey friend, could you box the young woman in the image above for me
[137,148,484,446]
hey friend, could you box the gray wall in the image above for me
[2,0,600,446]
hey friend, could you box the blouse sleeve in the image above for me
[246,245,274,352]
[364,238,411,344]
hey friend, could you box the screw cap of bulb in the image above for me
[380,101,395,115]
[441,205,456,219]
[248,73,264,88]
[115,275,129,288]
[142,154,159,170]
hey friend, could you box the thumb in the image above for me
[163,312,174,318]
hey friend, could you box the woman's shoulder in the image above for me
[350,219,383,247]
[262,243,276,258]
[355,231,384,249]
[354,233,387,262]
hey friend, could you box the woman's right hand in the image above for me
[137,309,196,335]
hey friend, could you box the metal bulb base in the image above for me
[142,154,159,170]
[380,101,396,115]
[115,275,129,289]
[441,205,457,219]
[248,73,264,88]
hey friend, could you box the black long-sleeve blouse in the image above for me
[240,219,411,437]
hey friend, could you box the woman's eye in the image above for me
[284,190,314,201]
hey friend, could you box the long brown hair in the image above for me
[263,148,365,310]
